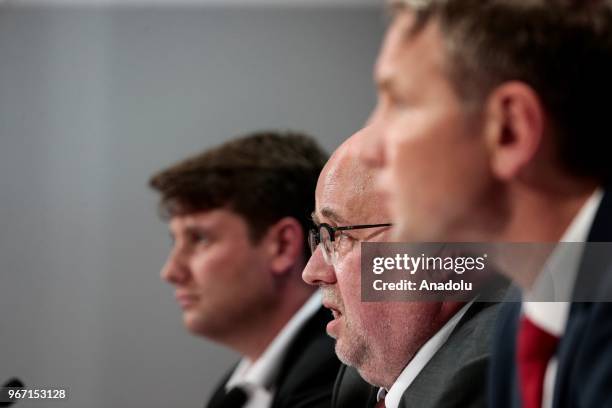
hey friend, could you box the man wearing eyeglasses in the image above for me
[303,126,500,408]
[150,131,340,408]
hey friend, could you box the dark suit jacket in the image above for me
[332,301,501,408]
[489,189,612,408]
[206,306,340,408]
[331,364,378,408]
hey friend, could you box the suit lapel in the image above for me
[399,299,501,408]
[585,188,612,242]
[206,365,239,408]
[273,306,329,391]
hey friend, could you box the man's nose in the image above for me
[160,247,190,285]
[303,246,337,286]
[355,117,387,170]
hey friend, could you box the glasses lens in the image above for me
[319,225,334,265]
[308,228,319,254]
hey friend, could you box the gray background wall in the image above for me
[0,2,384,407]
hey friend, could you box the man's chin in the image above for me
[182,310,211,336]
[338,345,388,388]
[334,341,354,367]
[334,336,363,369]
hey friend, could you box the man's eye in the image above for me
[336,233,357,250]
[189,231,209,245]
[388,94,408,110]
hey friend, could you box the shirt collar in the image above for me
[523,188,603,336]
[226,291,322,391]
[376,387,387,403]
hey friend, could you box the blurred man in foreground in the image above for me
[362,1,612,407]
[150,131,339,408]
[304,127,500,408]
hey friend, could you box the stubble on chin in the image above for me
[333,313,373,375]
[343,314,404,389]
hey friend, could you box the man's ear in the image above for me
[482,81,544,180]
[264,217,304,276]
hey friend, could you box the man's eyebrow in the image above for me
[184,225,206,233]
[319,207,349,226]
[311,212,321,225]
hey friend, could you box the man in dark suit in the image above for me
[150,131,340,408]
[304,127,501,408]
[332,295,499,408]
[490,192,612,408]
[359,1,612,407]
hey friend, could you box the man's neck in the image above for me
[227,286,314,361]
[496,181,597,242]
[494,182,598,287]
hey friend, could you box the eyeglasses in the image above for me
[308,222,392,265]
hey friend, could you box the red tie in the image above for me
[375,399,386,408]
[517,317,560,408]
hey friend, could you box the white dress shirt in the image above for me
[522,189,603,408]
[379,301,473,408]
[224,291,322,408]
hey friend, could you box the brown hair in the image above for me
[150,131,328,253]
[395,0,612,181]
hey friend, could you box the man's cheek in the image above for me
[377,164,393,188]
[350,305,378,336]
